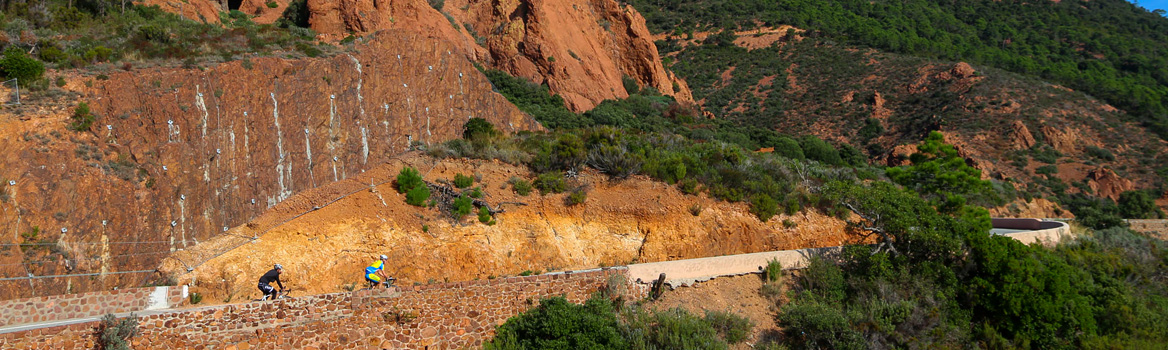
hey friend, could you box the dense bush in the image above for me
[886,131,999,213]
[750,193,778,222]
[395,167,424,194]
[1118,190,1164,219]
[703,310,753,344]
[775,176,1168,349]
[0,47,44,83]
[534,172,568,194]
[486,297,626,350]
[405,185,430,207]
[486,294,752,350]
[463,117,500,140]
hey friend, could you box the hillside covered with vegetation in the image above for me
[466,2,1168,344]
[633,0,1168,140]
[621,0,1168,223]
[0,0,325,96]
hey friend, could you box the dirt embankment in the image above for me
[163,153,853,305]
[0,32,537,300]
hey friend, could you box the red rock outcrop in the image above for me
[140,0,225,23]
[1041,125,1079,154]
[304,0,693,112]
[0,31,537,300]
[1087,167,1135,201]
[1009,120,1036,150]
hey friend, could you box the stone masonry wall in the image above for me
[0,286,184,327]
[0,268,623,349]
[1128,219,1168,239]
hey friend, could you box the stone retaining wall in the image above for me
[1128,219,1168,239]
[0,286,186,327]
[0,268,621,349]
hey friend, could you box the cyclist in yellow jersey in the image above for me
[365,255,392,288]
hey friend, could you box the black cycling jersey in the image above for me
[258,268,283,289]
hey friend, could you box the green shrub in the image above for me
[55,76,66,87]
[428,0,445,10]
[279,0,311,28]
[452,195,473,218]
[779,300,865,350]
[1118,190,1163,219]
[622,75,641,95]
[765,258,783,282]
[266,1,279,8]
[703,310,754,344]
[70,102,95,131]
[98,314,139,350]
[38,45,68,63]
[750,193,778,222]
[453,173,473,188]
[188,292,202,305]
[534,172,567,194]
[586,144,643,179]
[469,187,483,198]
[621,307,729,350]
[396,167,424,193]
[511,177,533,196]
[1035,165,1058,175]
[478,206,492,224]
[463,117,500,140]
[487,296,625,350]
[0,48,44,83]
[566,189,587,206]
[1031,144,1062,164]
[799,136,842,165]
[1084,146,1115,162]
[405,185,430,206]
[679,178,699,195]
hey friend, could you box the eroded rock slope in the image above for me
[0,31,537,299]
[161,153,853,304]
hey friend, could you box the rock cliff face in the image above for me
[0,32,536,299]
[161,154,855,304]
[140,0,289,23]
[304,0,693,111]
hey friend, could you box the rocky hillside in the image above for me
[160,153,855,304]
[654,30,1167,209]
[154,0,693,112]
[0,31,537,299]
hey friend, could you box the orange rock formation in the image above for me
[162,154,854,304]
[0,32,536,299]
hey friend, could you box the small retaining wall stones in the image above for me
[0,285,186,327]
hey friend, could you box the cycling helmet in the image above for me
[274,264,283,270]
[379,254,388,260]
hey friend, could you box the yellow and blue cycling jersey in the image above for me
[365,260,384,282]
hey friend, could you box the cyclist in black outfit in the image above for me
[258,264,285,300]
